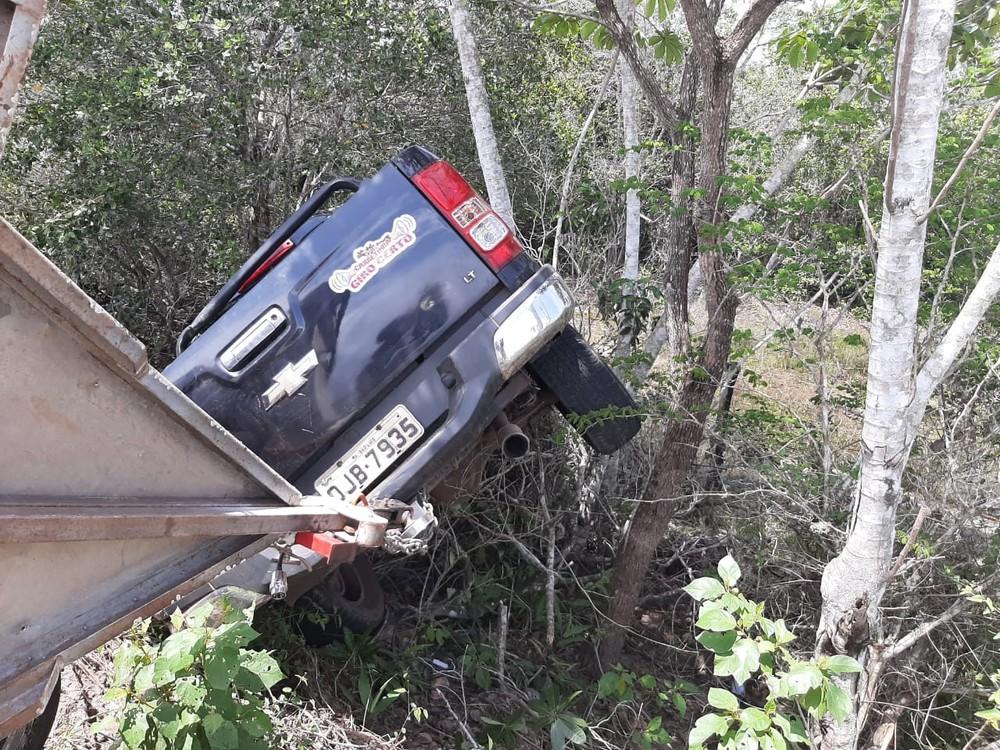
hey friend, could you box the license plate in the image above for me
[314,405,424,503]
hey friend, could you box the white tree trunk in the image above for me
[447,0,515,229]
[619,2,641,284]
[817,1,957,747]
[613,0,641,360]
[0,0,47,161]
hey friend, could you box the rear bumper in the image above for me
[492,272,575,379]
[374,265,573,501]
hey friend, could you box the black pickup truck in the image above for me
[165,146,639,635]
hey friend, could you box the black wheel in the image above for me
[0,678,60,750]
[293,555,386,646]
[528,325,641,454]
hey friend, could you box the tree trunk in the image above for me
[600,55,740,666]
[613,0,642,360]
[447,0,515,229]
[598,0,785,666]
[817,1,957,747]
[0,0,46,161]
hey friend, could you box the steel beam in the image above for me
[0,496,387,543]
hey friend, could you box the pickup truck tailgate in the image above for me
[165,164,498,480]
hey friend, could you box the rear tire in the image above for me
[0,678,60,750]
[293,556,386,646]
[528,325,641,454]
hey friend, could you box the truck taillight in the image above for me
[412,160,523,271]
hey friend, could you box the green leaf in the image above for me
[672,691,687,717]
[689,712,730,748]
[842,333,864,346]
[170,608,185,631]
[717,555,742,587]
[684,577,725,602]
[237,650,283,690]
[731,639,761,682]
[714,652,742,679]
[133,663,156,694]
[825,683,852,723]
[204,648,239,690]
[782,662,824,695]
[708,687,739,712]
[639,674,657,690]
[204,713,239,750]
[152,703,181,741]
[698,630,738,654]
[112,642,142,686]
[120,710,150,750]
[550,714,587,750]
[696,607,738,632]
[741,707,771,732]
[975,708,1000,723]
[825,655,862,674]
[173,678,207,709]
[214,621,258,650]
[242,710,273,738]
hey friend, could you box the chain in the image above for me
[383,528,431,555]
[382,498,437,555]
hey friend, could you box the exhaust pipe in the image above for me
[493,414,530,460]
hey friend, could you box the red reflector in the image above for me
[238,239,296,295]
[412,160,524,272]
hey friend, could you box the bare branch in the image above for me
[921,97,1000,221]
[552,50,619,272]
[908,239,1000,433]
[885,571,1000,660]
[723,0,787,63]
[882,504,931,583]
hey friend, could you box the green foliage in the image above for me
[526,682,588,750]
[685,555,863,750]
[102,602,283,750]
[599,275,665,344]
[326,628,413,721]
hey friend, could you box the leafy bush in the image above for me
[685,555,861,750]
[102,601,283,750]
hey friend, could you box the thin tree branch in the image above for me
[885,571,1000,660]
[553,50,619,273]
[883,504,931,583]
[908,239,1000,432]
[920,97,1000,221]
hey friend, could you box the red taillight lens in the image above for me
[412,160,523,272]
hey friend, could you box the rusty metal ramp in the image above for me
[0,218,384,734]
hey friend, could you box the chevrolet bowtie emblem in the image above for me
[262,349,319,410]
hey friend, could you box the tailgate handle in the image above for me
[177,178,361,354]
